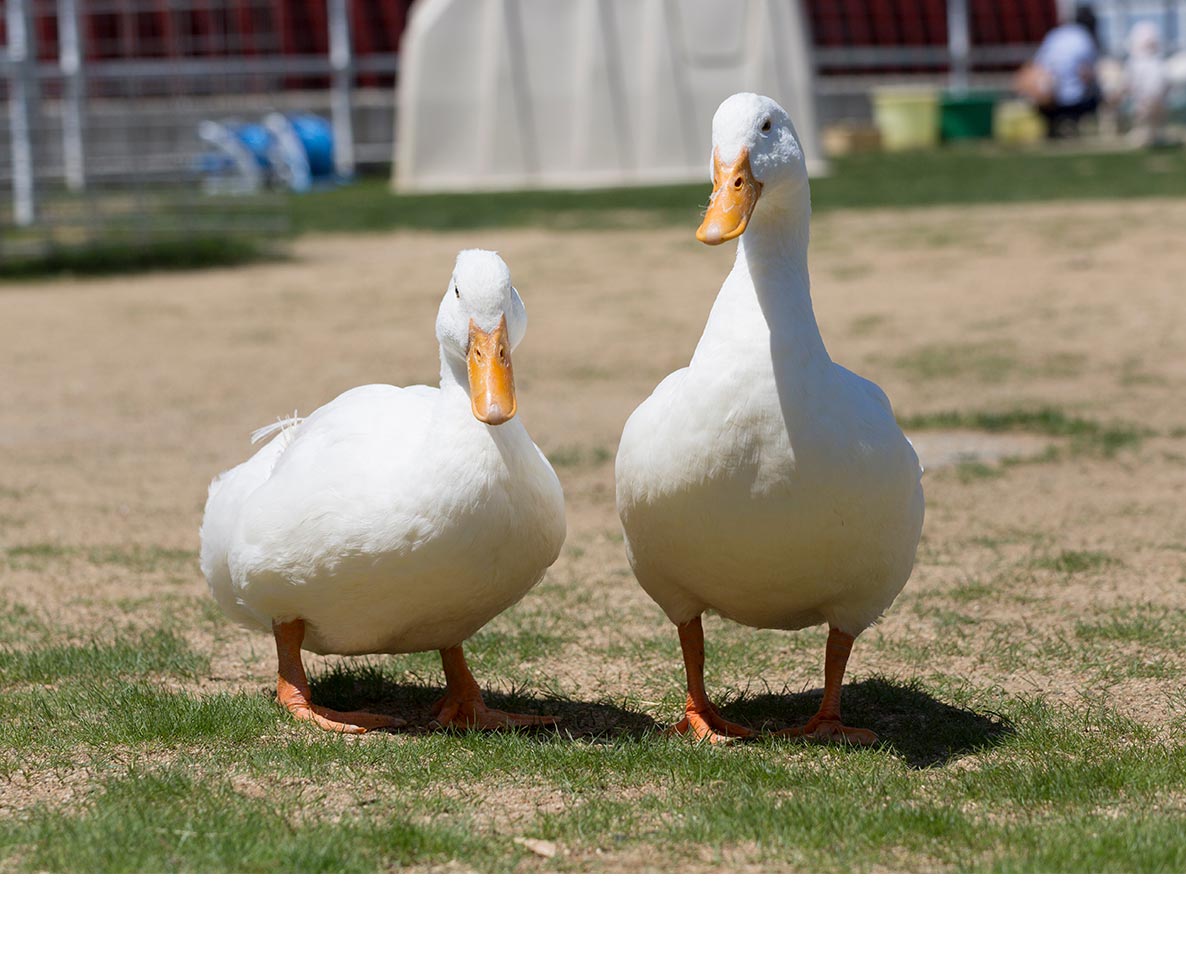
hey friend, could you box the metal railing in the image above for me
[1,0,396,249]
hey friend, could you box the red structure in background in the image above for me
[809,0,1059,72]
[4,1,412,86]
[4,0,1055,78]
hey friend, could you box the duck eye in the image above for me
[454,285,460,299]
[761,119,772,132]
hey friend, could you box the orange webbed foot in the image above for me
[281,693,405,735]
[669,704,754,745]
[669,618,754,744]
[432,645,555,731]
[777,714,877,746]
[774,627,877,745]
[273,619,404,734]
[429,692,556,731]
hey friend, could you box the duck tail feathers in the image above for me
[250,410,304,446]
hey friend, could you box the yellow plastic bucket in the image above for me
[871,87,939,151]
[993,98,1045,145]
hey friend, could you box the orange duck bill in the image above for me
[696,147,762,245]
[467,315,517,425]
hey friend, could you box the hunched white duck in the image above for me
[615,93,924,744]
[200,250,566,733]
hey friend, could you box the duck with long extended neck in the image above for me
[200,249,566,733]
[616,93,924,744]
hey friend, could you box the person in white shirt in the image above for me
[1031,5,1102,137]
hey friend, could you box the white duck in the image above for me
[615,93,924,744]
[200,250,566,733]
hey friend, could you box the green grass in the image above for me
[546,445,614,469]
[288,180,708,233]
[949,580,996,604]
[11,146,1186,280]
[894,341,1086,385]
[1033,550,1120,574]
[84,546,195,572]
[5,544,72,561]
[0,624,204,687]
[0,600,55,650]
[954,461,1004,484]
[902,599,1185,686]
[895,340,1019,383]
[900,406,1149,457]
[5,544,195,573]
[282,147,1186,236]
[1,185,285,280]
[811,145,1186,211]
[0,769,484,873]
[2,600,1185,872]
[0,236,273,280]
[3,676,1183,871]
[1074,606,1186,653]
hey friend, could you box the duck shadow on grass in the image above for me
[719,677,1014,768]
[310,667,1012,766]
[308,665,660,740]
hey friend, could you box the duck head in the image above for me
[437,249,527,425]
[697,93,808,245]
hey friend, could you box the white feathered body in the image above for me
[616,249,924,636]
[201,382,566,655]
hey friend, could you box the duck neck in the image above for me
[439,347,471,404]
[734,184,829,364]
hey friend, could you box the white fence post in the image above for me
[58,0,87,191]
[947,0,970,92]
[5,0,39,226]
[327,0,356,177]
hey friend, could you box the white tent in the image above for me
[394,0,823,193]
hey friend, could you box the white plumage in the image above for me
[200,249,566,732]
[616,93,924,743]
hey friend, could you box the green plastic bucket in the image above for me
[940,92,998,141]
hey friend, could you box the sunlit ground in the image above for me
[1,150,1185,871]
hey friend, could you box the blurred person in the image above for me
[1016,5,1102,138]
[1125,21,1169,146]
[1094,55,1127,136]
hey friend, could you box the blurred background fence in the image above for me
[2,0,1184,267]
[812,0,1186,120]
[0,0,408,262]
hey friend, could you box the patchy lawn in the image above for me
[2,197,1185,871]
